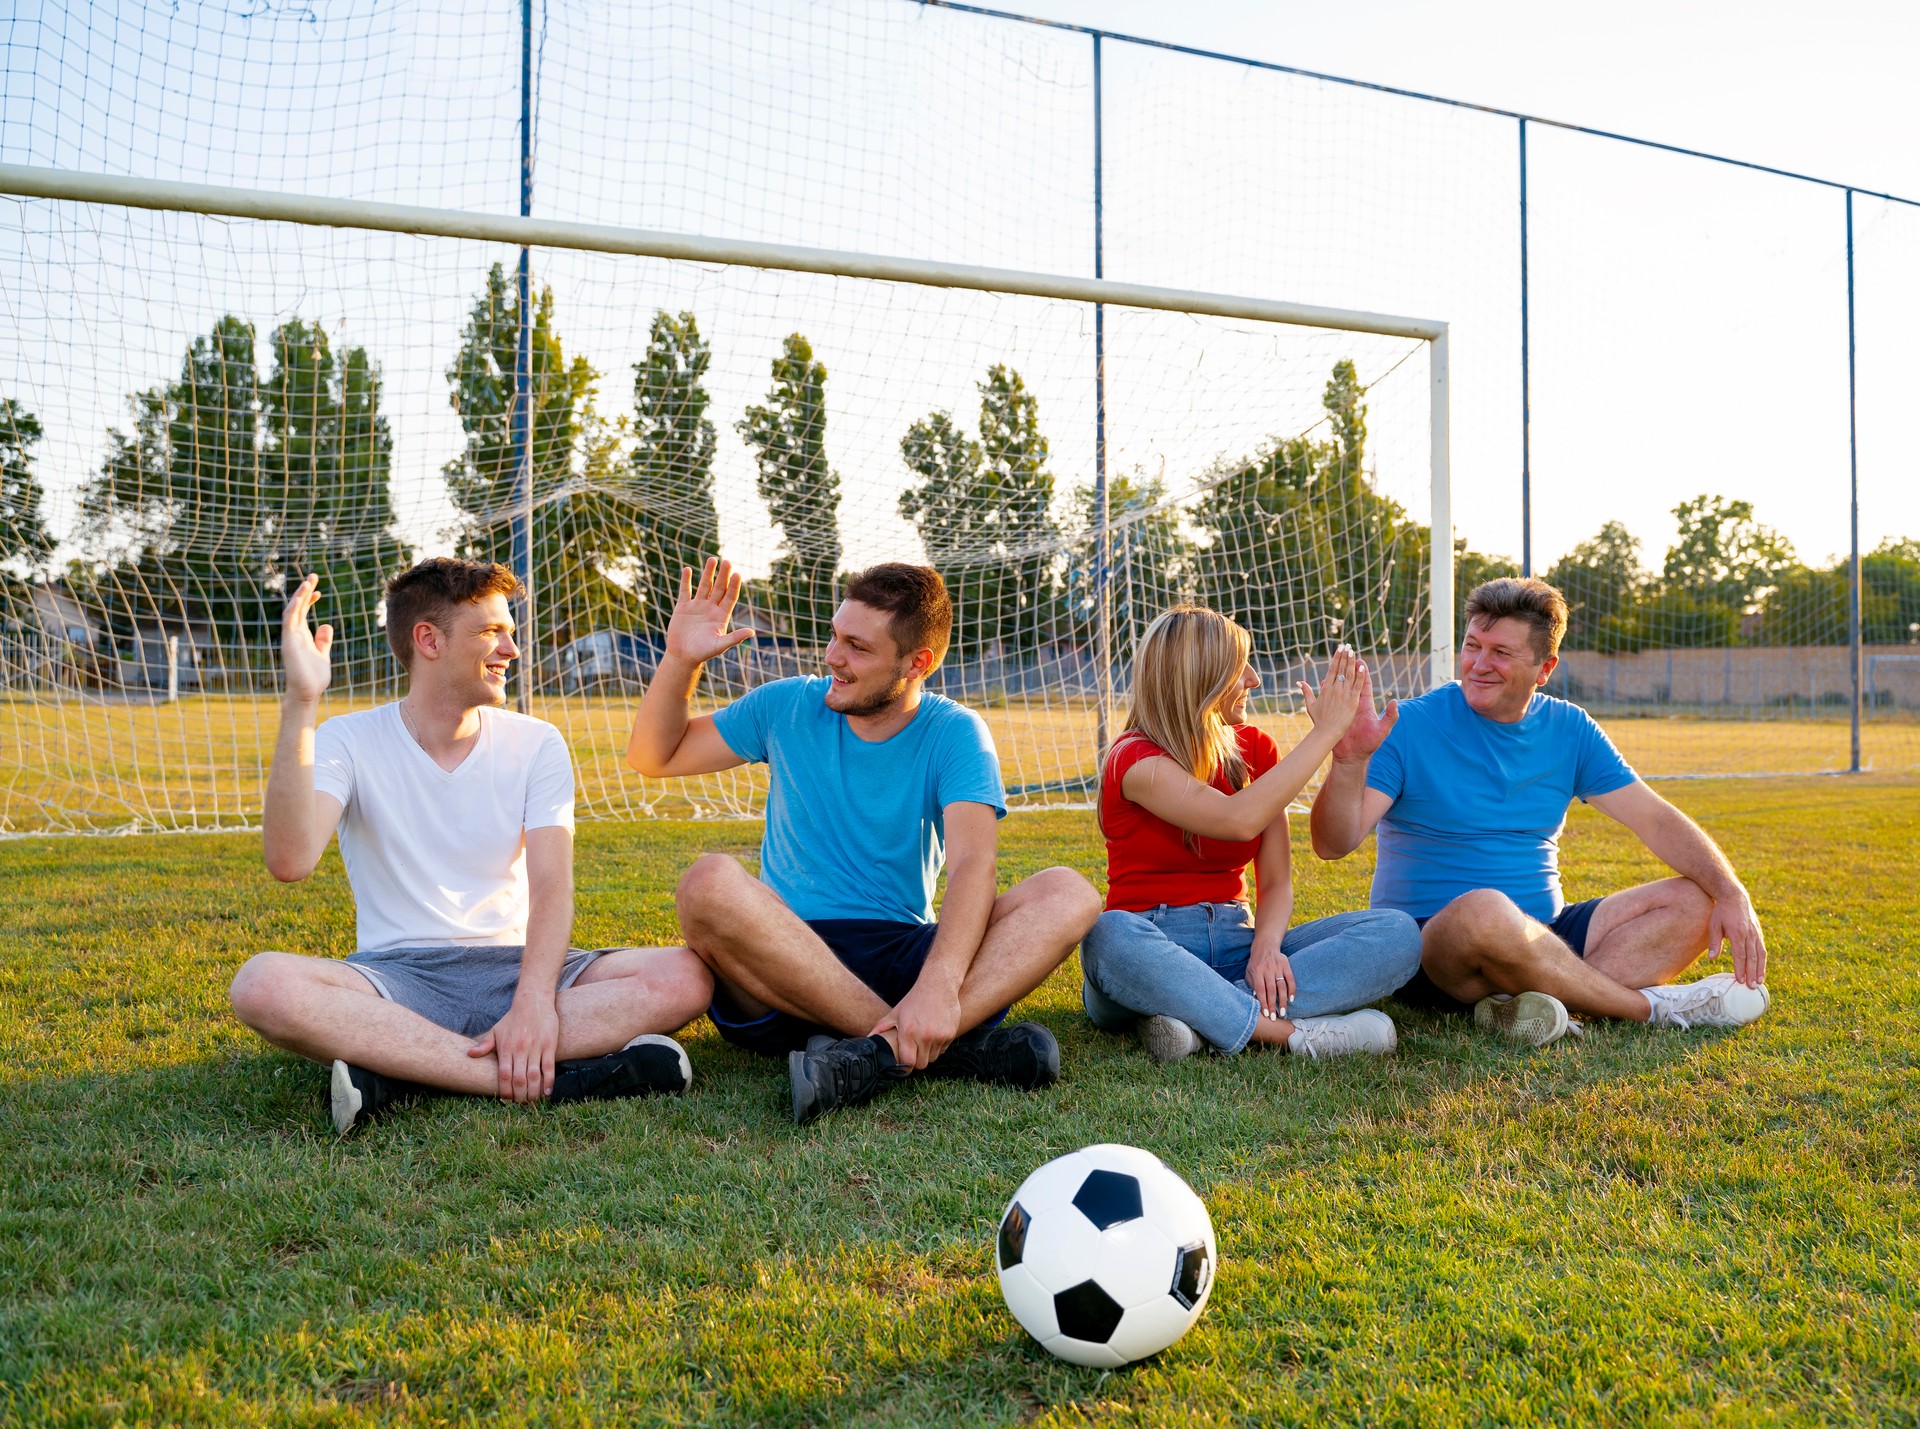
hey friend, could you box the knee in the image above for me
[1029,866,1104,942]
[1672,877,1715,935]
[1371,909,1424,981]
[665,945,716,1012]
[1442,889,1526,948]
[229,951,295,1033]
[1080,909,1151,981]
[674,854,750,934]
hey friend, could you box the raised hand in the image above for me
[281,573,333,704]
[1298,646,1364,741]
[665,557,756,666]
[1331,658,1399,762]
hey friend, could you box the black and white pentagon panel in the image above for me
[995,1143,1219,1367]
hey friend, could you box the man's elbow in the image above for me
[263,846,313,883]
[625,742,665,778]
[1309,824,1356,861]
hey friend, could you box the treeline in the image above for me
[26,272,1900,673]
[1547,503,1920,650]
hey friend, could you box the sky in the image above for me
[4,0,1917,602]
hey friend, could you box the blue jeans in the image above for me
[1081,903,1423,1055]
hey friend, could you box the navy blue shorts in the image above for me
[1392,896,1606,1017]
[707,918,1009,1058]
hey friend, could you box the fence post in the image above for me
[511,0,535,714]
[1091,32,1113,765]
[1846,188,1862,772]
[1519,117,1532,578]
[166,634,179,703]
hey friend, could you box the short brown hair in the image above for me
[843,563,952,669]
[384,557,520,669]
[1464,576,1569,662]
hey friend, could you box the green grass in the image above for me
[3,779,1918,1425]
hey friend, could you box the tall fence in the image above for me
[1,0,1917,833]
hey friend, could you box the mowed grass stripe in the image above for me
[2,778,1916,1425]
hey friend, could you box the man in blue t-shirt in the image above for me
[627,557,1101,1122]
[1311,578,1772,1047]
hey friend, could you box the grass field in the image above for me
[3,777,1917,1425]
[5,690,1919,833]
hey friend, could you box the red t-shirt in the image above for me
[1100,723,1281,912]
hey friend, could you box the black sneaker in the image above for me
[329,1058,433,1137]
[550,1034,693,1103]
[923,1021,1061,1090]
[788,1034,904,1125]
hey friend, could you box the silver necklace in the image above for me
[398,699,428,752]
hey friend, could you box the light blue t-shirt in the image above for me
[712,677,1007,924]
[1365,683,1636,923]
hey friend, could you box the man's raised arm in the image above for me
[626,557,758,778]
[263,574,344,882]
[1309,660,1398,860]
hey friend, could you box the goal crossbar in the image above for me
[0,161,1457,679]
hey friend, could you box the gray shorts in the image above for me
[344,944,608,1038]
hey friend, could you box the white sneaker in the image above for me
[1641,973,1770,1030]
[1139,1014,1202,1064]
[1286,1009,1397,1059]
[1473,991,1571,1047]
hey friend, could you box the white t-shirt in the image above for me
[311,703,576,953]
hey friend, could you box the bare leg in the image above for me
[1581,877,1712,990]
[676,856,1100,1055]
[1419,890,1653,1023]
[229,947,713,1095]
[950,866,1101,1027]
[675,854,893,1034]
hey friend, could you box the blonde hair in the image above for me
[1102,606,1252,844]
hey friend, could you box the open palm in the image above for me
[281,574,333,703]
[666,557,756,665]
[1332,660,1398,761]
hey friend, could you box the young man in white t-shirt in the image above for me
[230,558,713,1135]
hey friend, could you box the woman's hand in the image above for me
[1299,645,1363,740]
[1246,939,1296,1021]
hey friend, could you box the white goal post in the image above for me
[0,161,1456,688]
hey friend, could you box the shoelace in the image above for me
[1288,1022,1350,1059]
[822,1044,888,1103]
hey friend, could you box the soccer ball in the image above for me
[995,1143,1217,1367]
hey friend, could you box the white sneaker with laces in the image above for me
[1139,1014,1202,1064]
[1641,972,1770,1030]
[1285,1009,1398,1059]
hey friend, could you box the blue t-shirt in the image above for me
[1365,683,1636,922]
[711,677,1007,924]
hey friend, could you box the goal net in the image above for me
[0,185,1443,833]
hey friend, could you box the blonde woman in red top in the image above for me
[1081,606,1422,1061]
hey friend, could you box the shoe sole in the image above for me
[329,1059,362,1137]
[1139,1016,1198,1064]
[1475,991,1569,1047]
[625,1033,694,1093]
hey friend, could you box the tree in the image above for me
[897,366,1059,655]
[0,397,53,575]
[1862,542,1920,645]
[1193,360,1426,657]
[82,315,269,649]
[628,310,719,625]
[1662,494,1794,613]
[1547,520,1648,651]
[738,333,841,646]
[1065,473,1193,644]
[1752,564,1849,646]
[444,263,640,653]
[262,320,412,676]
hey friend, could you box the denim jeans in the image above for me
[1081,902,1423,1055]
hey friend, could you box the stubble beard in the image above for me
[831,668,911,718]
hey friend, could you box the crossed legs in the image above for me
[673,853,1100,1057]
[228,946,713,1095]
[1419,877,1714,1022]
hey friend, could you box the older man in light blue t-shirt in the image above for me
[1311,577,1773,1047]
[627,557,1101,1122]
